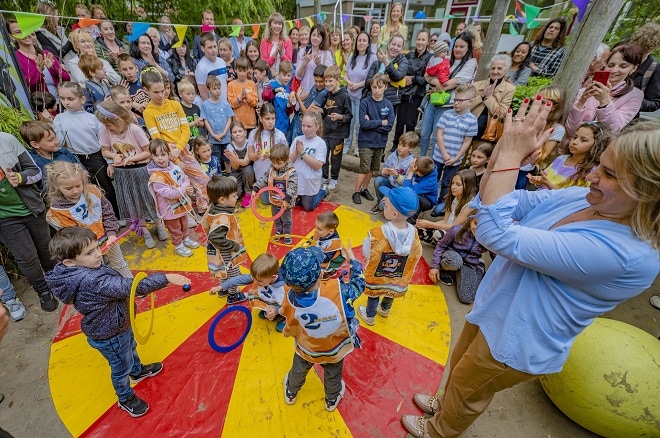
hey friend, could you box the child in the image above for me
[224,121,256,208]
[262,61,295,138]
[529,121,610,190]
[252,144,298,244]
[193,136,223,177]
[321,66,353,190]
[142,69,210,216]
[147,139,201,257]
[418,41,451,115]
[358,186,422,326]
[429,212,486,304]
[467,142,493,189]
[433,84,478,205]
[79,54,111,111]
[45,226,190,418]
[289,113,327,212]
[201,75,234,166]
[312,211,345,280]
[248,103,287,201]
[110,85,148,134]
[353,73,394,205]
[53,82,118,217]
[227,57,258,129]
[30,91,57,123]
[400,156,438,223]
[280,245,364,411]
[116,54,150,113]
[371,131,417,214]
[95,100,158,248]
[45,161,132,278]
[177,79,206,146]
[216,253,286,332]
[253,60,271,109]
[194,32,228,102]
[202,175,248,304]
[290,64,328,140]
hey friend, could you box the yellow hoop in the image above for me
[268,234,315,248]
[129,272,156,345]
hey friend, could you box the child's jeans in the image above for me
[272,205,293,235]
[87,328,143,402]
[286,353,344,401]
[0,265,17,302]
[297,189,327,211]
[230,165,256,197]
[373,176,394,205]
[365,296,394,317]
[441,250,485,304]
[211,143,229,169]
[434,162,460,203]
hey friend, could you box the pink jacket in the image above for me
[260,38,293,68]
[147,162,191,220]
[566,84,644,136]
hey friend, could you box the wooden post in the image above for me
[554,0,627,119]
[476,0,511,81]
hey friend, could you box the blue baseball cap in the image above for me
[379,186,419,217]
[279,246,325,290]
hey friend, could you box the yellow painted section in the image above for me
[49,292,223,437]
[237,205,276,258]
[222,311,353,437]
[334,205,383,248]
[123,239,209,272]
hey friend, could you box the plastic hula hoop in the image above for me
[251,186,286,222]
[208,305,252,353]
[129,272,156,345]
[268,234,315,248]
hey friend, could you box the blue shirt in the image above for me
[434,109,478,164]
[467,187,659,375]
[201,99,234,144]
[358,96,395,149]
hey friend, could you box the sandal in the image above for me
[401,415,431,438]
[413,393,440,415]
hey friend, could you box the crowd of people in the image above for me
[0,3,659,436]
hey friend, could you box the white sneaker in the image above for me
[325,380,346,412]
[143,230,156,249]
[187,215,198,228]
[358,306,375,326]
[3,298,26,321]
[174,244,193,257]
[328,179,338,190]
[183,237,200,249]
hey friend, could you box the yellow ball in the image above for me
[540,318,660,438]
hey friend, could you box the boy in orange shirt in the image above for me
[227,57,258,129]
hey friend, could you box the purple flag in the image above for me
[572,0,590,22]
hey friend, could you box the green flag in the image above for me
[509,22,519,35]
[229,25,240,37]
[13,12,45,39]
[525,3,541,29]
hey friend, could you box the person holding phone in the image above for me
[295,25,334,94]
[566,44,644,136]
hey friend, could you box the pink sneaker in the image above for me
[240,193,252,208]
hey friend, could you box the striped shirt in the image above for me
[434,109,478,164]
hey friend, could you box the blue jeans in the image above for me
[211,143,228,168]
[366,296,394,317]
[373,175,393,204]
[345,96,360,152]
[87,328,143,402]
[0,265,16,302]
[515,170,531,190]
[420,105,449,157]
[434,161,460,203]
[290,114,303,140]
[297,189,326,211]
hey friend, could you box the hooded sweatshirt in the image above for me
[322,87,353,140]
[147,161,192,220]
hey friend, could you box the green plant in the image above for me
[0,105,34,147]
[511,76,553,111]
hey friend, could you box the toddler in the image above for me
[371,131,417,214]
[193,136,223,177]
[312,212,345,280]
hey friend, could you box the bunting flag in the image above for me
[364,16,373,22]
[317,13,324,23]
[251,24,260,38]
[286,20,293,30]
[524,3,541,29]
[13,12,45,39]
[201,24,215,33]
[78,17,102,28]
[341,14,349,24]
[515,1,524,15]
[515,12,526,24]
[305,16,314,27]
[444,14,457,19]
[229,25,240,37]
[320,12,327,21]
[509,22,519,35]
[295,19,302,28]
[127,22,150,42]
[171,24,188,48]
[572,0,590,21]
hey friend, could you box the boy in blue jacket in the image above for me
[45,227,190,418]
[402,156,438,224]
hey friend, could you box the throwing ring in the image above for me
[129,272,156,344]
[208,305,252,353]
[251,186,286,222]
[268,234,315,248]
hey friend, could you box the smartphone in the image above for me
[592,70,610,85]
[305,44,312,54]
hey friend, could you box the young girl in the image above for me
[247,103,287,203]
[416,169,478,244]
[289,113,327,212]
[45,161,132,278]
[429,212,486,304]
[110,84,149,136]
[529,121,610,190]
[96,100,158,248]
[142,68,210,217]
[224,121,256,208]
[193,136,222,178]
[53,82,118,217]
[163,76,178,102]
[147,139,200,257]
[468,142,493,189]
[532,86,566,172]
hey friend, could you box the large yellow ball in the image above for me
[540,318,660,438]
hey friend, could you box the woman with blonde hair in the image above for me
[465,24,483,63]
[67,28,121,84]
[260,12,292,74]
[378,2,408,47]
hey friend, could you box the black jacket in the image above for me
[401,49,432,100]
[364,54,409,106]
[631,55,660,113]
[168,53,198,83]
[323,87,353,139]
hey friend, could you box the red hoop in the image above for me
[251,186,286,222]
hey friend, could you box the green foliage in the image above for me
[512,76,553,111]
[0,105,34,147]
[605,1,660,47]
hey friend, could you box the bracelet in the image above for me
[490,167,520,173]
[596,103,608,109]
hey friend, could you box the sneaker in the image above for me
[130,362,163,383]
[328,179,338,190]
[143,232,156,249]
[413,393,440,415]
[283,374,297,405]
[401,414,431,438]
[3,298,26,322]
[227,292,247,304]
[187,215,198,228]
[320,183,328,193]
[650,293,660,310]
[118,394,149,418]
[240,193,252,208]
[275,320,285,333]
[360,188,374,201]
[258,310,267,319]
[357,306,375,326]
[183,237,200,249]
[352,192,362,204]
[39,293,59,312]
[157,224,169,241]
[325,380,346,412]
[439,271,454,286]
[354,150,359,157]
[414,119,423,134]
[174,244,193,257]
[370,204,382,215]
[283,237,293,245]
[118,219,127,228]
[376,303,390,318]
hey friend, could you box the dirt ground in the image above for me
[0,154,658,438]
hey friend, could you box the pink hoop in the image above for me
[251,186,286,222]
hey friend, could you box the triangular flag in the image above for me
[572,0,590,21]
[524,3,541,29]
[317,13,324,23]
[13,12,45,39]
[321,12,327,21]
[286,20,293,30]
[127,22,150,42]
[305,16,314,27]
[364,16,373,23]
[171,25,188,48]
[341,14,349,24]
[201,24,215,33]
[78,17,102,28]
[444,14,456,19]
[251,24,260,39]
[515,1,524,15]
[509,22,519,35]
[295,19,302,28]
[229,25,240,37]
[515,12,526,24]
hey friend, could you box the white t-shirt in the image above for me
[248,128,287,180]
[290,135,327,196]
[194,57,228,103]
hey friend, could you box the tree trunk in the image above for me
[476,0,511,81]
[314,0,321,15]
[554,0,627,120]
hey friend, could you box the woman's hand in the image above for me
[590,81,612,107]
[43,52,55,69]
[497,95,553,165]
[377,49,389,64]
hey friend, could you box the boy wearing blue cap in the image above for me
[279,245,365,412]
[358,186,422,326]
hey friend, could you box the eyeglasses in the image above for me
[454,98,472,102]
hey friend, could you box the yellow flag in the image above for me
[171,25,188,48]
[305,16,314,28]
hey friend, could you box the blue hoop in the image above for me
[207,305,252,353]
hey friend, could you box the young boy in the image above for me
[311,211,345,280]
[110,85,149,135]
[252,143,298,245]
[321,65,352,190]
[45,226,190,417]
[290,64,328,140]
[227,57,258,129]
[177,79,206,145]
[195,32,228,102]
[371,131,418,214]
[358,186,422,326]
[280,245,364,411]
[418,40,451,115]
[434,84,478,203]
[202,175,248,304]
[402,156,439,223]
[353,73,394,205]
[262,61,295,138]
[201,75,234,166]
[117,54,150,113]
[79,54,111,111]
[252,60,270,111]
